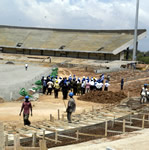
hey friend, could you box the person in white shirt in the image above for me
[81,80,86,95]
[140,84,148,97]
[104,80,110,91]
[58,77,62,84]
[90,78,95,91]
[47,80,53,95]
[25,64,28,71]
[96,81,103,91]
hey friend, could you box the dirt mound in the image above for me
[78,91,127,104]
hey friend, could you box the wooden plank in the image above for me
[39,140,47,150]
[22,148,40,150]
[37,135,61,143]
[58,134,77,140]
[77,132,105,138]
[19,133,31,138]
[131,117,149,122]
[5,146,40,150]
[105,121,108,137]
[32,133,36,147]
[76,130,79,141]
[14,134,20,150]
[43,130,45,140]
[129,115,132,125]
[82,119,101,124]
[125,125,142,130]
[138,113,149,116]
[114,120,132,124]
[107,130,123,134]
[142,115,145,129]
[55,130,58,144]
[23,126,40,132]
[5,146,14,150]
[37,124,56,132]
[123,119,125,133]
[5,134,9,146]
[58,109,60,120]
[78,120,96,125]
[0,122,4,150]
[43,121,61,128]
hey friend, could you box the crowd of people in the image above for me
[20,73,127,125]
[41,74,111,99]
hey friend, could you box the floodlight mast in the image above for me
[132,0,139,61]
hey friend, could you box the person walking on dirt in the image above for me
[140,84,148,97]
[66,92,76,123]
[140,84,149,103]
[121,78,124,90]
[54,80,60,98]
[25,64,28,71]
[19,95,32,126]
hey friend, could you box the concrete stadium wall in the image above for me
[2,48,121,60]
[66,52,77,58]
[43,50,55,56]
[3,48,16,54]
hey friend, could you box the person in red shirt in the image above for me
[19,95,32,126]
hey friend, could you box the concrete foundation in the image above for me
[0,64,52,101]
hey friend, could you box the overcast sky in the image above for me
[0,0,148,51]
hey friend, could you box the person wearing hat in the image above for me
[77,79,81,95]
[25,63,28,71]
[53,80,60,98]
[42,78,47,94]
[66,92,76,123]
[19,96,32,126]
[47,79,53,95]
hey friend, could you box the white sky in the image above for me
[0,0,148,51]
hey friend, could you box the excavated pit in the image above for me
[11,113,149,148]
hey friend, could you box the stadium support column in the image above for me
[126,47,129,60]
[133,0,139,61]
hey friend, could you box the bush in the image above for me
[137,56,149,64]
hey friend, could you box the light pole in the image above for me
[132,0,139,61]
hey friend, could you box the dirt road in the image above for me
[0,92,106,128]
